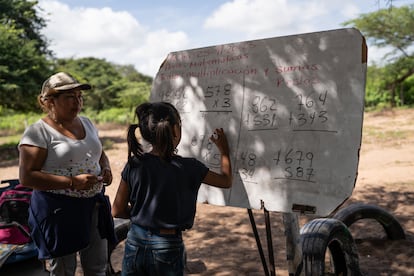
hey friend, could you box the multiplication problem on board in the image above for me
[201,83,232,115]
[238,151,258,184]
[289,90,328,129]
[273,149,316,182]
[190,134,221,167]
[244,95,279,130]
[156,87,189,112]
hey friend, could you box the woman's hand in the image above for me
[100,167,113,186]
[71,174,101,190]
[99,151,112,186]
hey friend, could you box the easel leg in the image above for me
[264,208,276,276]
[247,207,277,276]
[247,208,270,276]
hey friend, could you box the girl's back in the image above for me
[124,154,208,230]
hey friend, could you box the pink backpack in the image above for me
[0,182,32,245]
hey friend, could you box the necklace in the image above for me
[46,115,84,139]
[48,114,64,127]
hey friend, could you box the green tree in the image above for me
[0,0,50,53]
[0,0,52,112]
[54,57,124,111]
[365,65,390,108]
[53,57,152,111]
[345,5,414,58]
[344,4,414,107]
[117,81,151,111]
[402,74,414,106]
[115,64,153,84]
[384,56,414,106]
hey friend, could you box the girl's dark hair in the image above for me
[127,102,180,162]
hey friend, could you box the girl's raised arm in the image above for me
[202,128,232,188]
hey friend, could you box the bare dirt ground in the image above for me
[1,109,413,275]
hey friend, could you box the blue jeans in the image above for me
[122,224,185,276]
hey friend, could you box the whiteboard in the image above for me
[150,28,367,216]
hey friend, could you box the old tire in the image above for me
[300,218,361,276]
[332,203,405,240]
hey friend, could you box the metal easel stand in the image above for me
[247,203,303,276]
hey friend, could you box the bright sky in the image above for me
[37,0,413,77]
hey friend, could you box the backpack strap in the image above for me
[0,222,31,238]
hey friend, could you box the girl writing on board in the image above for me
[112,101,232,275]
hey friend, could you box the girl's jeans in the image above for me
[122,223,185,276]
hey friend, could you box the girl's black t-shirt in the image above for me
[121,153,209,230]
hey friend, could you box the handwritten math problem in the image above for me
[151,28,366,215]
[176,81,329,185]
[155,71,340,189]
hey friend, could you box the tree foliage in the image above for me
[344,4,414,107]
[0,0,49,53]
[365,65,390,108]
[0,0,52,111]
[0,1,152,114]
[53,57,152,112]
[344,4,414,59]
